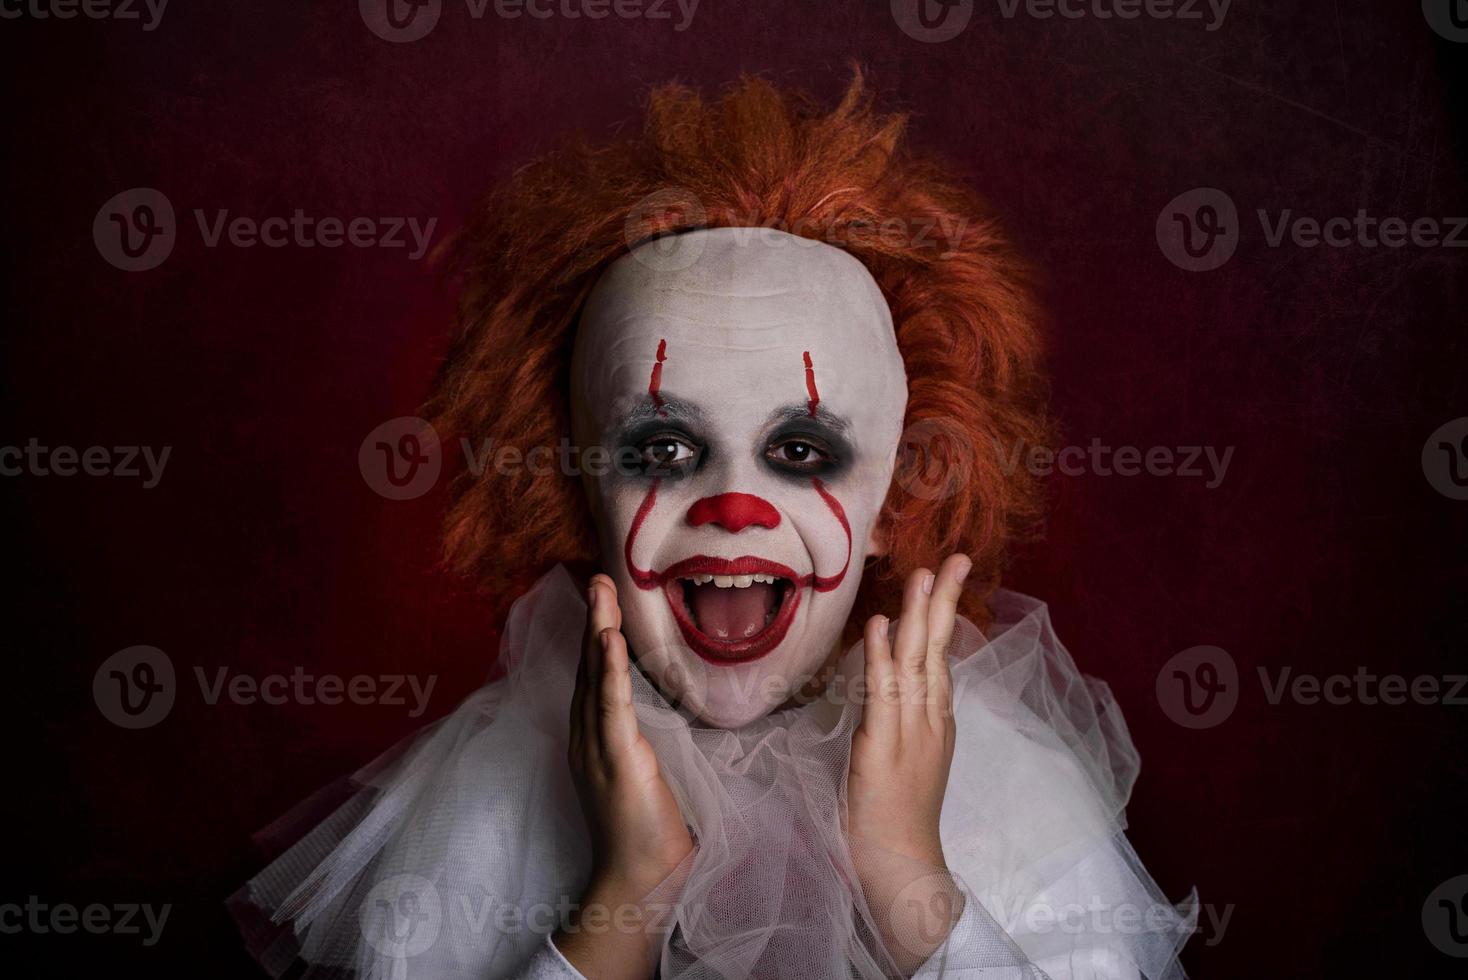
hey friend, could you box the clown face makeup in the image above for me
[570,228,908,728]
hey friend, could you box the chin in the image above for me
[626,600,846,730]
[686,691,780,730]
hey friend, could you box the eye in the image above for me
[638,434,701,475]
[766,437,833,473]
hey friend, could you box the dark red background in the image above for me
[3,1,1466,976]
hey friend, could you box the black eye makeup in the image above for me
[759,404,853,479]
[612,397,710,479]
[764,432,838,474]
[635,431,704,477]
[762,410,853,478]
[609,398,853,480]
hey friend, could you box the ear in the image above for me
[864,509,893,559]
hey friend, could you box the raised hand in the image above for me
[553,574,693,980]
[846,555,971,973]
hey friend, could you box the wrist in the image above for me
[852,830,947,874]
[551,880,667,980]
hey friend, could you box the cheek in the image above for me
[592,476,658,550]
[784,468,890,581]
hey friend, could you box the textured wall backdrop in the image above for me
[2,1,1465,976]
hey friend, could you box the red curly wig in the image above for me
[428,70,1048,631]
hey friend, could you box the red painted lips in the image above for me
[660,555,802,665]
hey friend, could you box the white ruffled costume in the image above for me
[232,566,1195,979]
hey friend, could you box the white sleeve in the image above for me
[908,891,1056,980]
[910,894,1013,979]
[508,935,587,980]
[913,824,1179,980]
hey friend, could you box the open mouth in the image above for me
[661,556,801,665]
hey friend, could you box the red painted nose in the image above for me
[686,493,781,533]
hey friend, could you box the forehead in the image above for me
[573,228,905,416]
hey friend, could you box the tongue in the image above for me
[689,582,779,640]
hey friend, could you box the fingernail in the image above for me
[587,586,597,607]
[878,616,889,640]
[922,573,935,595]
[955,557,972,584]
[599,628,612,650]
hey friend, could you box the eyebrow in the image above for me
[616,396,708,430]
[762,403,852,436]
[613,399,851,439]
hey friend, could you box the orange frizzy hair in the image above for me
[428,70,1049,630]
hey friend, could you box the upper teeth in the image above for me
[688,573,777,588]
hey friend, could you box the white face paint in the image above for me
[570,228,908,728]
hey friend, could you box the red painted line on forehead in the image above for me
[809,477,850,593]
[624,478,662,590]
[648,338,668,416]
[803,351,820,418]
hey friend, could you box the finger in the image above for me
[893,567,934,721]
[588,574,620,634]
[925,554,970,727]
[595,572,624,632]
[858,614,897,742]
[580,579,617,755]
[570,582,600,760]
[597,627,639,754]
